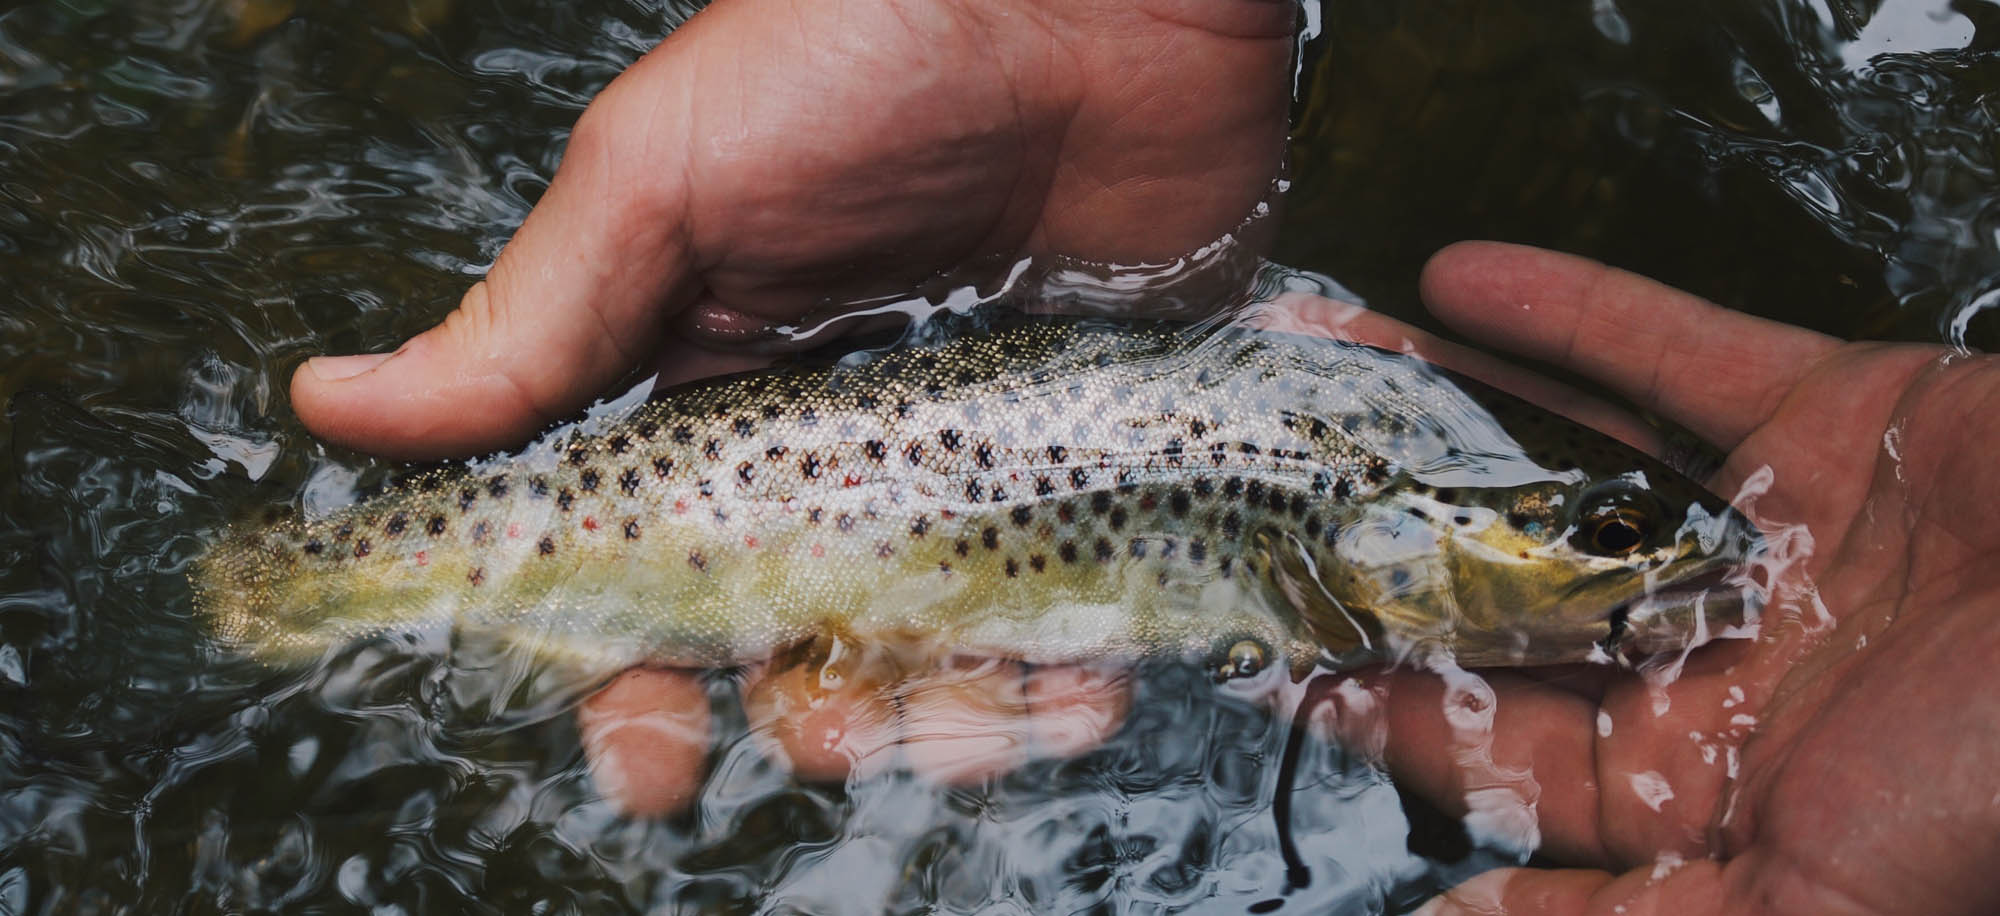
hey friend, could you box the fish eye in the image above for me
[1570,483,1658,557]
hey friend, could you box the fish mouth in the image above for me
[1599,564,1757,658]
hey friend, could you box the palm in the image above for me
[1394,244,2000,915]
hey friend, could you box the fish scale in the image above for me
[194,318,1759,674]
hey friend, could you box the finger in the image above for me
[744,648,903,783]
[578,667,713,817]
[1419,242,1840,449]
[1255,293,1665,455]
[1336,666,1616,867]
[896,656,1034,783]
[291,49,701,460]
[1414,862,1727,916]
[1021,662,1131,758]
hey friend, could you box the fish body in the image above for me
[194,319,1760,674]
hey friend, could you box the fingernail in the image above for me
[306,352,393,382]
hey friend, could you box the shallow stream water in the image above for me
[1,0,1993,912]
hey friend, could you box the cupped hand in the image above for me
[1354,241,2000,916]
[290,0,1294,459]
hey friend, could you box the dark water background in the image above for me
[2,0,1994,912]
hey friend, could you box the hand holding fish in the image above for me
[1353,241,2000,916]
[285,0,1294,459]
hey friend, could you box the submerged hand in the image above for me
[1355,241,2000,915]
[289,0,1292,458]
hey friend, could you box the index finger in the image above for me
[1419,242,1842,449]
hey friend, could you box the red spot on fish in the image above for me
[507,523,522,539]
[674,499,689,514]
[744,535,760,549]
[415,551,428,566]
[583,516,600,531]
[811,543,825,558]
[843,473,863,487]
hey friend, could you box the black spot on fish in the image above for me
[1245,480,1265,504]
[568,449,589,467]
[1310,472,1331,496]
[1271,490,1290,514]
[458,487,478,511]
[1189,418,1208,438]
[303,540,323,555]
[1238,443,1261,457]
[468,567,485,586]
[1365,457,1391,484]
[974,442,995,469]
[1070,467,1090,490]
[964,480,984,502]
[557,489,575,512]
[620,467,642,495]
[1159,537,1177,559]
[905,442,925,466]
[895,399,916,418]
[580,468,601,492]
[737,461,755,486]
[981,527,1000,550]
[1059,541,1078,563]
[989,484,1008,503]
[488,475,510,498]
[910,516,930,537]
[1189,538,1207,563]
[471,521,489,543]
[1210,442,1229,466]
[1094,538,1115,562]
[353,538,372,558]
[427,515,446,536]
[1046,445,1068,464]
[713,507,729,524]
[876,541,895,559]
[732,417,754,438]
[1029,554,1047,573]
[800,454,822,479]
[808,507,824,525]
[1116,470,1138,495]
[637,420,660,440]
[766,445,789,461]
[939,429,963,452]
[529,477,549,498]
[704,439,722,460]
[672,425,694,444]
[1407,506,1430,521]
[762,404,782,420]
[1334,477,1354,500]
[653,457,674,479]
[837,514,856,533]
[1169,489,1191,516]
[864,440,887,463]
[609,435,631,455]
[800,406,819,426]
[1091,491,1113,515]
[1109,506,1128,530]
[1010,505,1032,527]
[1005,557,1020,578]
[1224,477,1245,498]
[1193,476,1215,498]
[1128,539,1146,559]
[624,519,641,540]
[1223,512,1243,539]
[688,550,707,571]
[697,479,715,498]
[386,513,407,536]
[1321,522,1340,548]
[1035,476,1056,497]
[856,394,880,410]
[537,536,555,555]
[955,539,971,557]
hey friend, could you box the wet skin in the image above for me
[287,0,2000,911]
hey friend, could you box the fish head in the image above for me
[1292,445,1764,668]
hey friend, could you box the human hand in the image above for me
[289,0,1294,459]
[284,0,1292,816]
[1342,241,2000,915]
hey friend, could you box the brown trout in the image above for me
[193,319,1761,675]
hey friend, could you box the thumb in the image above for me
[290,67,697,461]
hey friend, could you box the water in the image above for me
[0,0,1988,912]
